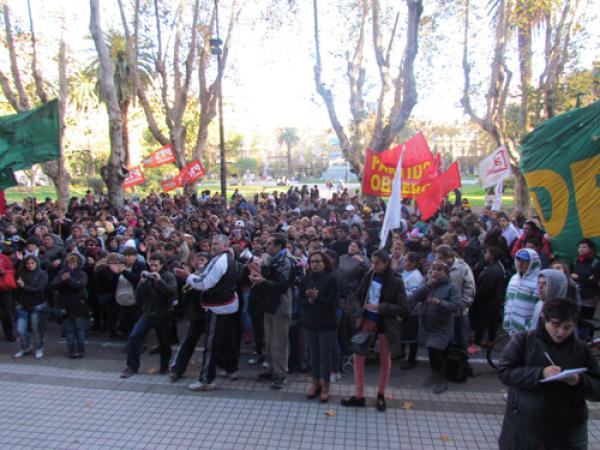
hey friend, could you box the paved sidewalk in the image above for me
[1,361,600,449]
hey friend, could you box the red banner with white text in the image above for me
[161,173,182,192]
[180,160,206,185]
[362,133,439,198]
[122,166,145,188]
[142,144,176,168]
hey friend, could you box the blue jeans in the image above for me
[16,304,46,351]
[126,315,171,372]
[64,317,87,354]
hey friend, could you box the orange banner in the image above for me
[180,160,206,185]
[161,173,182,192]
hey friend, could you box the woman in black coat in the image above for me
[498,297,600,450]
[14,256,48,359]
[341,249,408,412]
[50,253,89,358]
[300,250,338,403]
[468,246,506,353]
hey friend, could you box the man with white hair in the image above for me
[174,235,239,391]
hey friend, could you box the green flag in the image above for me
[520,100,600,261]
[0,99,60,171]
[0,167,17,190]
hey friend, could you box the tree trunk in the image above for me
[90,0,126,209]
[513,166,530,212]
[43,160,70,210]
[121,100,130,167]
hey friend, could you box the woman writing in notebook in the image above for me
[498,297,600,450]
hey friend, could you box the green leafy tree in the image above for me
[276,127,300,177]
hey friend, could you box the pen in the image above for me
[544,351,557,366]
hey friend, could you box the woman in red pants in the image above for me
[341,249,408,412]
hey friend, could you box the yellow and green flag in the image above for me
[520,100,600,261]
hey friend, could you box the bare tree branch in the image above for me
[27,0,49,104]
[0,69,19,111]
[3,4,31,111]
[371,0,423,151]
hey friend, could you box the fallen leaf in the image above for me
[84,400,95,408]
[147,367,158,374]
[440,435,450,442]
[325,409,336,417]
[401,401,414,410]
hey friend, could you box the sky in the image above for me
[7,0,600,139]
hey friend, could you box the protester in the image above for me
[498,298,600,450]
[50,253,88,358]
[250,233,295,390]
[570,239,600,325]
[468,247,506,353]
[121,252,177,378]
[503,248,541,336]
[411,261,460,394]
[175,235,239,390]
[528,269,568,331]
[300,250,338,402]
[399,252,425,370]
[14,256,48,358]
[341,249,408,412]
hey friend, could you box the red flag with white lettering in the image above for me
[142,144,176,168]
[180,160,206,185]
[161,173,182,192]
[122,166,145,188]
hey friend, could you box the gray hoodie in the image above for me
[528,269,568,331]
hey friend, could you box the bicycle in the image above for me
[486,334,510,370]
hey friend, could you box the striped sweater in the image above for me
[503,248,541,336]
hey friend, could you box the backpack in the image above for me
[115,274,136,306]
[445,344,470,383]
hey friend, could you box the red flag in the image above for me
[142,144,176,168]
[122,166,145,188]
[416,162,462,220]
[161,173,182,192]
[180,160,206,185]
[416,176,444,220]
[0,191,5,216]
[443,161,461,193]
[362,133,438,198]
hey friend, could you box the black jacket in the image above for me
[498,327,600,450]
[472,260,506,312]
[355,268,408,345]
[250,251,294,314]
[299,271,338,331]
[135,268,177,319]
[49,264,88,319]
[16,263,48,309]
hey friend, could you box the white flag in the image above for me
[491,179,503,211]
[478,146,512,189]
[379,146,406,249]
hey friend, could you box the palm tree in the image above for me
[276,127,300,178]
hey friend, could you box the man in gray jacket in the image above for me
[436,245,475,349]
[248,233,294,389]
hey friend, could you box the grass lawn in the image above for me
[5,182,513,209]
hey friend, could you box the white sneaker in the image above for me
[35,349,44,359]
[262,361,270,369]
[14,348,32,359]
[188,380,217,392]
[248,354,259,365]
[227,370,240,381]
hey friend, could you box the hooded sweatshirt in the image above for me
[527,269,568,331]
[503,248,541,335]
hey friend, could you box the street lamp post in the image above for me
[211,0,226,209]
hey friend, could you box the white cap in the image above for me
[345,204,355,211]
[234,220,245,228]
[124,239,137,248]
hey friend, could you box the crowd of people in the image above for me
[0,185,599,443]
